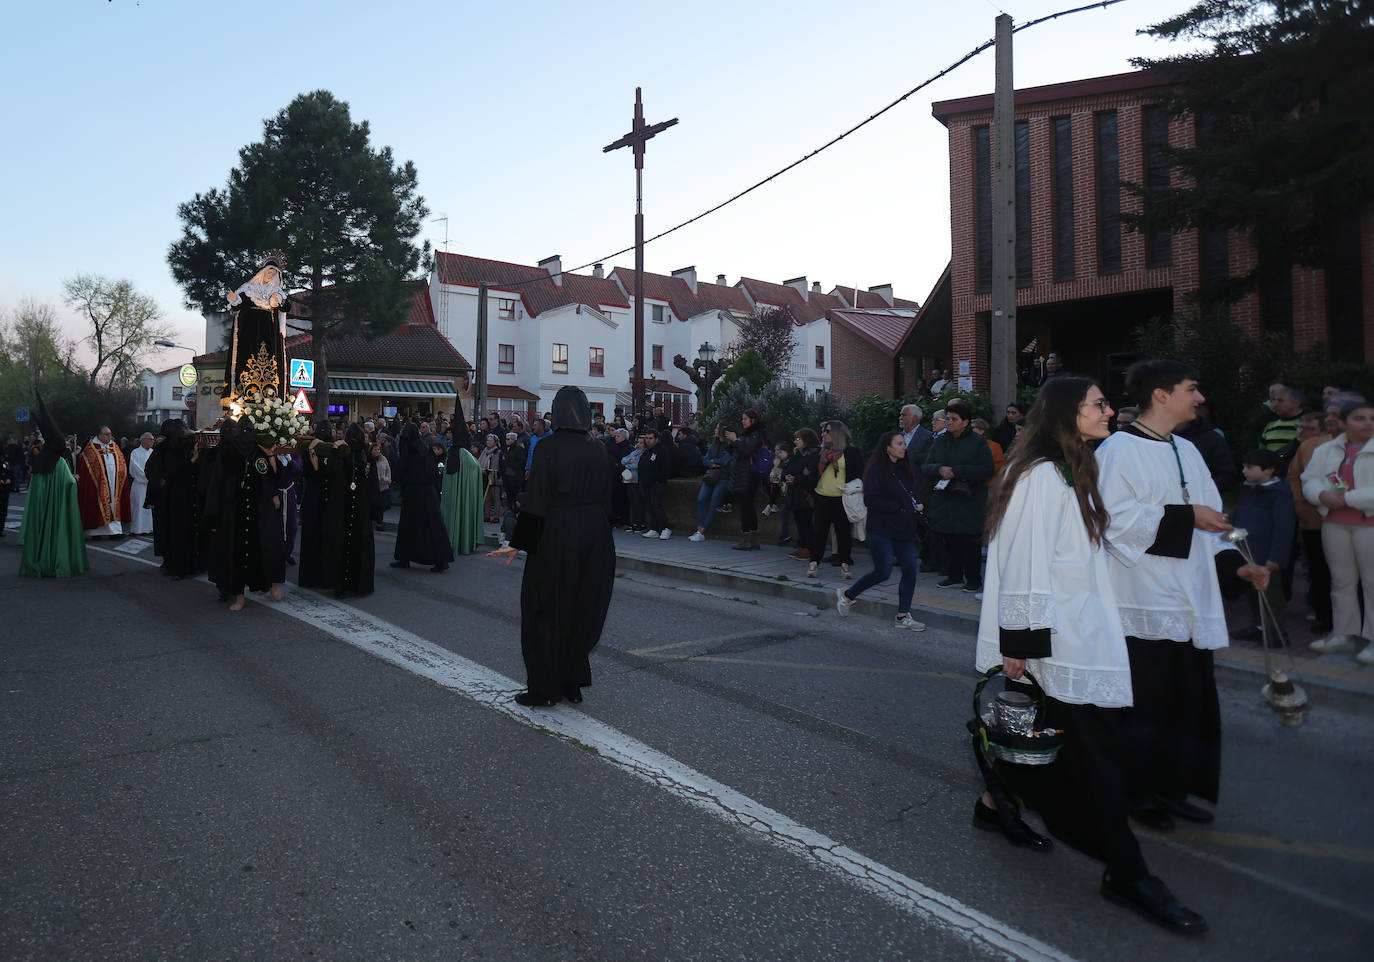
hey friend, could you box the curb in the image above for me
[613,551,1373,711]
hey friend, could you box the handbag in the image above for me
[621,468,634,483]
[703,466,725,486]
[946,478,977,499]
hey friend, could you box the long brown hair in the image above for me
[984,377,1109,546]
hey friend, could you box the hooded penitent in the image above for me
[551,385,593,433]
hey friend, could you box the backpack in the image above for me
[750,445,774,478]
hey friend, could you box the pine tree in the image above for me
[168,90,430,413]
[1126,0,1374,302]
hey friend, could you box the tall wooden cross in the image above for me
[604,87,678,415]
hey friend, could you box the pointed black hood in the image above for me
[551,385,592,433]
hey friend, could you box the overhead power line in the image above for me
[476,0,1131,290]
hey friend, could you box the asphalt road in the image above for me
[2,515,1371,961]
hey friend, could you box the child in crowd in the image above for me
[1232,449,1296,645]
[762,445,789,516]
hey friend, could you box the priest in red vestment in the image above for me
[76,425,132,538]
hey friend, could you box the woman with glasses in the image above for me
[971,376,1209,934]
[806,421,862,579]
[921,399,994,592]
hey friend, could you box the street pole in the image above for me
[989,13,1017,412]
[604,88,678,417]
[475,281,488,422]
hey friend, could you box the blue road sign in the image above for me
[289,359,315,388]
[15,407,30,422]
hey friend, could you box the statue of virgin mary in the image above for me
[225,255,289,405]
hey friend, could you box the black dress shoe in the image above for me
[972,799,1053,851]
[1130,805,1176,831]
[432,563,449,573]
[562,685,583,704]
[389,560,410,569]
[1156,795,1215,824]
[513,691,558,707]
[1101,872,1208,934]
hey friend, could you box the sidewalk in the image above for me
[597,526,1374,711]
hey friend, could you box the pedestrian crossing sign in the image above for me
[289,359,314,388]
[291,388,313,415]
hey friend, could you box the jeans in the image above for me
[696,478,731,530]
[845,532,919,613]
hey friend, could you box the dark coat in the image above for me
[787,446,821,495]
[1233,479,1296,570]
[1177,420,1240,493]
[728,422,767,493]
[204,420,286,594]
[637,444,673,486]
[325,451,383,594]
[510,428,616,700]
[905,426,935,469]
[863,456,923,542]
[921,429,994,536]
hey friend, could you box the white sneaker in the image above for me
[688,531,705,542]
[894,613,927,631]
[835,586,852,617]
[642,529,660,539]
[841,563,852,581]
[1310,634,1359,654]
[659,529,672,540]
[1358,642,1374,666]
[807,562,819,579]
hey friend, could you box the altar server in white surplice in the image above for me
[127,433,155,535]
[972,376,1208,936]
[1095,359,1269,833]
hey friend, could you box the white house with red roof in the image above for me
[137,363,196,425]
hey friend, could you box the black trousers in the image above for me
[944,532,983,587]
[810,493,852,563]
[978,697,1148,882]
[1302,528,1333,629]
[737,474,760,533]
[791,499,814,552]
[643,481,668,531]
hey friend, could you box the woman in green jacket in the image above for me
[921,399,994,592]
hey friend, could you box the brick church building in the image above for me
[930,67,1373,395]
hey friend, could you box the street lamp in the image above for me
[154,338,199,352]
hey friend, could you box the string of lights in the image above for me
[476,0,1131,290]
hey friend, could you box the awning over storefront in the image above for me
[487,385,540,401]
[330,377,456,397]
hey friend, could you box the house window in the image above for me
[172,386,183,401]
[498,298,516,321]
[1014,119,1032,287]
[973,125,992,293]
[651,345,664,371]
[148,386,155,401]
[651,304,666,323]
[589,346,604,377]
[552,343,568,374]
[1051,116,1075,281]
[589,401,604,418]
[814,345,825,369]
[498,344,515,374]
[1094,110,1122,275]
[1142,106,1172,268]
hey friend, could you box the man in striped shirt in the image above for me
[1259,386,1305,470]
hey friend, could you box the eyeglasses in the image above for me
[1078,398,1111,412]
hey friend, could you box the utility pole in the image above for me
[989,13,1017,412]
[474,281,488,422]
[603,87,678,415]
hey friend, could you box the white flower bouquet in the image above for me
[233,390,312,449]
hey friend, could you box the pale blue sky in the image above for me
[1,0,1192,369]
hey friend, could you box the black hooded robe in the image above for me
[296,429,337,589]
[145,421,201,577]
[509,387,616,700]
[393,424,454,567]
[325,429,383,595]
[205,418,287,596]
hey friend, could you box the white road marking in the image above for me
[263,583,1074,962]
